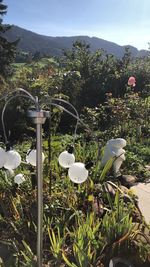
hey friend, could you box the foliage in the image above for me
[0,136,150,266]
[101,191,133,244]
[0,0,18,78]
[0,34,150,267]
[47,225,65,263]
[62,212,102,267]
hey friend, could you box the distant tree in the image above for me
[33,51,41,62]
[0,0,18,77]
[121,46,132,68]
[63,41,119,108]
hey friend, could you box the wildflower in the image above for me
[128,76,136,87]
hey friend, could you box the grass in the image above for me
[0,135,150,266]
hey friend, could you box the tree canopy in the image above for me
[0,0,18,78]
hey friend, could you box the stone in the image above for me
[118,175,137,188]
[103,183,116,196]
[131,182,150,224]
[92,199,104,216]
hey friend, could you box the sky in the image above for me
[3,0,150,50]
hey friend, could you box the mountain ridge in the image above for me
[3,25,149,58]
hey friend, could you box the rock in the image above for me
[92,198,104,216]
[131,182,150,223]
[103,183,116,196]
[118,175,137,188]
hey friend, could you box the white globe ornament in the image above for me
[0,147,7,168]
[14,173,25,185]
[26,149,45,166]
[4,150,21,170]
[68,162,88,184]
[58,150,75,168]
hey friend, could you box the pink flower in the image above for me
[128,76,136,87]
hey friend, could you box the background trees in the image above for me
[0,0,17,78]
[0,1,149,143]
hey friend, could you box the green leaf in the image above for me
[100,157,114,181]
[62,252,78,267]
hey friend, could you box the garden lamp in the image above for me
[58,145,75,168]
[4,149,21,170]
[0,87,93,267]
[14,173,25,185]
[26,148,45,166]
[68,162,88,184]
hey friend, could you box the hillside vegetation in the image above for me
[3,25,149,58]
[0,39,150,267]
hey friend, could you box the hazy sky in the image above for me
[3,0,150,50]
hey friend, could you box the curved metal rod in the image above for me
[51,102,101,163]
[1,94,37,145]
[51,102,98,138]
[51,102,81,127]
[51,98,79,118]
[51,98,79,144]
[1,88,38,107]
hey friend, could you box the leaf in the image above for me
[106,181,123,193]
[104,184,113,210]
[11,199,20,220]
[100,157,114,181]
[22,240,34,257]
[62,252,78,267]
[114,190,119,207]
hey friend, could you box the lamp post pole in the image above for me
[1,88,90,266]
[28,110,49,267]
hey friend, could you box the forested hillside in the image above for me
[3,25,149,58]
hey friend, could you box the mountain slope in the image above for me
[3,25,149,58]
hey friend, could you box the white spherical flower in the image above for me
[14,173,25,185]
[58,150,75,168]
[4,150,21,170]
[26,149,45,166]
[0,147,7,168]
[68,162,88,184]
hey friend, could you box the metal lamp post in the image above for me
[1,89,51,267]
[27,109,49,267]
[1,88,87,267]
[1,87,99,266]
